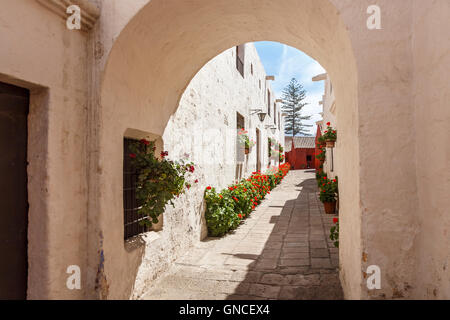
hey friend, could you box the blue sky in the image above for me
[254,41,325,136]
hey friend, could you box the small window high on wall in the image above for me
[236,44,245,78]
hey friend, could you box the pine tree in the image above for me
[282,78,312,136]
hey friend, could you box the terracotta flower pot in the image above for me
[326,140,335,148]
[245,147,250,154]
[323,201,336,214]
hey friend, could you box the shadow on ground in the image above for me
[224,177,343,300]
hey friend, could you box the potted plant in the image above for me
[323,122,337,148]
[319,177,338,214]
[238,128,254,154]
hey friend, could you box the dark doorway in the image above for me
[307,155,312,169]
[256,128,261,172]
[0,82,29,299]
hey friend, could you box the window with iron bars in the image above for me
[123,138,150,240]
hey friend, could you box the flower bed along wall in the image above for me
[204,163,291,237]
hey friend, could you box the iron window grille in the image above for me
[123,138,150,240]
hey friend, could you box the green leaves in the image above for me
[281,78,311,136]
[330,222,339,248]
[129,139,194,227]
[318,177,338,203]
[323,124,337,142]
[204,164,291,237]
[204,188,240,237]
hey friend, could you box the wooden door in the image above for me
[0,82,29,299]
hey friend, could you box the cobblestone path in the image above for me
[141,169,343,300]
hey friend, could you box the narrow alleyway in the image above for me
[141,170,343,300]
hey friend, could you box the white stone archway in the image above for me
[95,0,421,299]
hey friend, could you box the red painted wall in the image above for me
[286,148,316,170]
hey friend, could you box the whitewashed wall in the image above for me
[319,74,338,179]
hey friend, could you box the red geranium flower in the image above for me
[238,214,242,219]
[206,186,211,190]
[195,179,199,183]
[189,165,195,173]
[140,139,150,145]
[160,151,168,158]
[327,122,331,126]
[333,217,338,224]
[129,153,136,158]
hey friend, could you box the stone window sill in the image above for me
[124,230,161,253]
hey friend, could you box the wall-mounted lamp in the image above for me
[265,125,277,134]
[251,108,267,122]
[258,112,267,122]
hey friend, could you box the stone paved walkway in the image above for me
[141,170,343,300]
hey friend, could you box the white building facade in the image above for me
[314,73,337,178]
